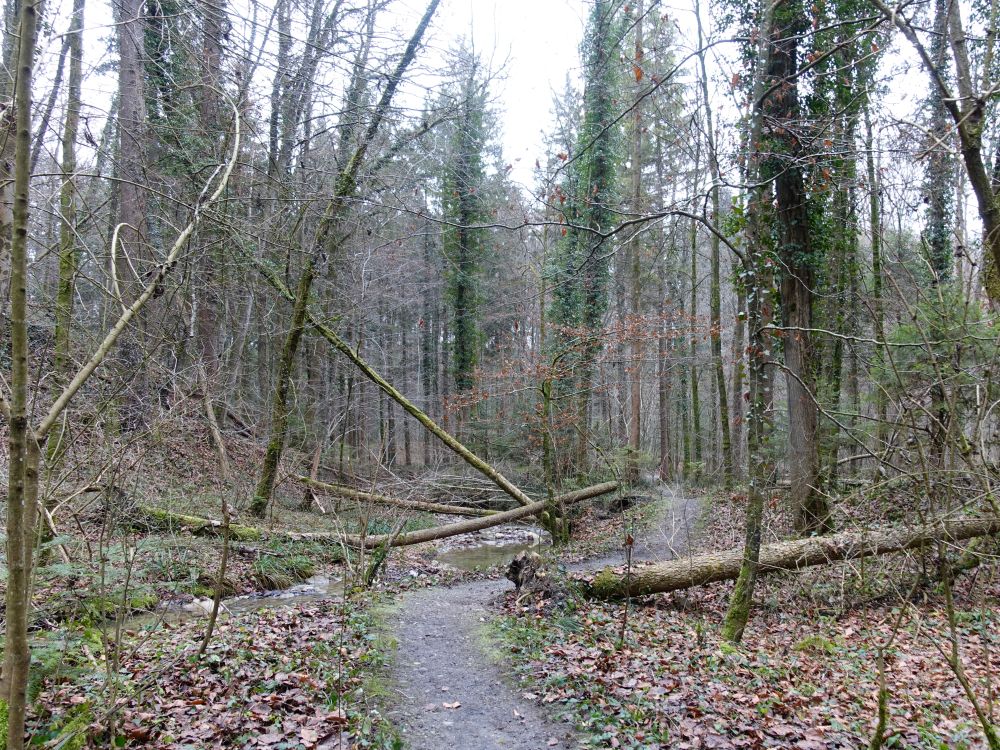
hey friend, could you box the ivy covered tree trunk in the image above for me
[251,259,313,517]
[924,0,955,283]
[624,0,645,485]
[722,206,774,642]
[548,0,621,478]
[443,53,487,402]
[766,0,831,535]
[723,0,776,643]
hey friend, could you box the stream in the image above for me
[432,525,548,571]
[122,574,344,631]
[127,523,548,631]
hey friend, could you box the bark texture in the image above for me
[294,475,500,517]
[585,516,1000,599]
[337,481,619,549]
[767,0,830,534]
[3,0,37,743]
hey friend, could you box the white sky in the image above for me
[35,0,588,188]
[31,0,936,221]
[404,0,589,188]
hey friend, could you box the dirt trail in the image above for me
[386,484,704,750]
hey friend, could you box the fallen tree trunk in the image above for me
[294,475,500,517]
[138,507,263,541]
[134,481,619,548]
[583,516,1000,599]
[299,481,620,548]
[250,257,537,508]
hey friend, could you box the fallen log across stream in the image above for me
[304,481,620,549]
[135,481,619,548]
[294,475,499,517]
[581,516,1000,598]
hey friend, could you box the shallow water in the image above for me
[434,537,546,571]
[127,522,553,630]
[122,574,343,631]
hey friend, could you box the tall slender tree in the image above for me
[548,0,622,475]
[442,51,489,397]
[695,0,734,486]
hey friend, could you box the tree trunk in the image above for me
[730,285,746,471]
[625,0,645,485]
[194,0,227,390]
[114,0,148,275]
[688,212,702,475]
[864,104,887,448]
[2,0,37,743]
[251,259,313,517]
[696,0,733,487]
[295,475,501,517]
[767,0,830,534]
[50,0,84,418]
[721,0,776,643]
[585,516,1000,599]
[658,263,672,481]
[340,481,619,549]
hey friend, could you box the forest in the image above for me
[2,0,1000,746]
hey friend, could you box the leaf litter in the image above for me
[31,597,394,748]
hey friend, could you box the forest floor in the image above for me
[11,409,1000,748]
[385,485,704,750]
[13,472,1000,749]
[492,493,1000,750]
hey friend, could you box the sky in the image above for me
[30,0,931,216]
[32,0,588,189]
[409,0,589,189]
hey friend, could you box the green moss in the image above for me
[79,587,160,625]
[141,507,261,541]
[194,573,237,598]
[0,698,8,750]
[52,705,92,750]
[793,633,840,655]
[718,640,741,657]
[36,703,92,750]
[127,591,159,611]
[230,524,262,542]
[588,568,623,599]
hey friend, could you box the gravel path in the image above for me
[386,485,704,750]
